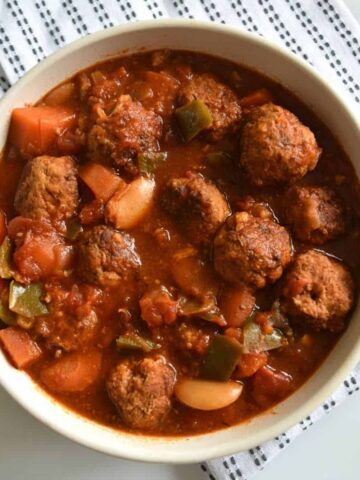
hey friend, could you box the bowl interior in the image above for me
[0,21,359,463]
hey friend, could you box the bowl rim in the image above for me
[0,18,360,464]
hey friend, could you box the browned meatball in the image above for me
[106,355,176,430]
[214,212,292,288]
[87,94,162,175]
[162,173,231,246]
[282,250,354,332]
[284,185,346,244]
[14,155,78,226]
[177,73,241,141]
[77,225,140,287]
[240,104,321,186]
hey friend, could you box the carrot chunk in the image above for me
[0,327,42,369]
[220,287,255,327]
[9,106,76,157]
[79,163,124,202]
[239,88,273,108]
[40,350,102,393]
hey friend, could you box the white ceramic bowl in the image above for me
[0,20,359,464]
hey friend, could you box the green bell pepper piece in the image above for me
[178,296,226,327]
[116,333,160,353]
[138,151,168,175]
[201,335,243,381]
[242,320,284,353]
[0,296,17,325]
[175,99,213,142]
[9,281,48,318]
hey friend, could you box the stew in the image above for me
[0,49,359,435]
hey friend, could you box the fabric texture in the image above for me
[0,1,359,479]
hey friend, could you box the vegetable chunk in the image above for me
[175,99,213,142]
[40,350,102,393]
[79,163,124,202]
[105,176,155,229]
[175,379,243,411]
[202,335,243,381]
[9,281,48,317]
[9,106,76,156]
[0,327,42,369]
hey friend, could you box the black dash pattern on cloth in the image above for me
[34,0,66,47]
[0,2,360,480]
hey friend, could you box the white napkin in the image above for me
[0,1,359,479]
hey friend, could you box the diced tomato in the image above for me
[221,287,255,327]
[8,217,72,281]
[0,210,7,244]
[133,71,179,115]
[40,350,102,393]
[13,241,72,281]
[9,106,76,157]
[252,365,293,407]
[224,327,242,341]
[239,88,273,108]
[140,287,178,328]
[236,352,268,378]
[79,199,104,225]
[0,327,42,369]
[8,216,53,240]
[255,312,274,334]
[79,163,124,202]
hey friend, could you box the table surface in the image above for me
[1,2,359,479]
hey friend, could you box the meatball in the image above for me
[87,94,162,175]
[77,225,140,287]
[214,212,292,288]
[177,73,241,141]
[284,185,346,244]
[282,250,354,332]
[162,173,231,246]
[14,155,78,226]
[106,355,176,430]
[240,104,321,186]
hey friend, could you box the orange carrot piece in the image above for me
[221,287,255,327]
[9,106,76,156]
[0,327,42,369]
[79,163,124,202]
[239,88,273,108]
[40,350,102,393]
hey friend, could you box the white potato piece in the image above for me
[105,176,155,229]
[175,379,243,411]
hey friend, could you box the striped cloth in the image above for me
[0,1,359,479]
